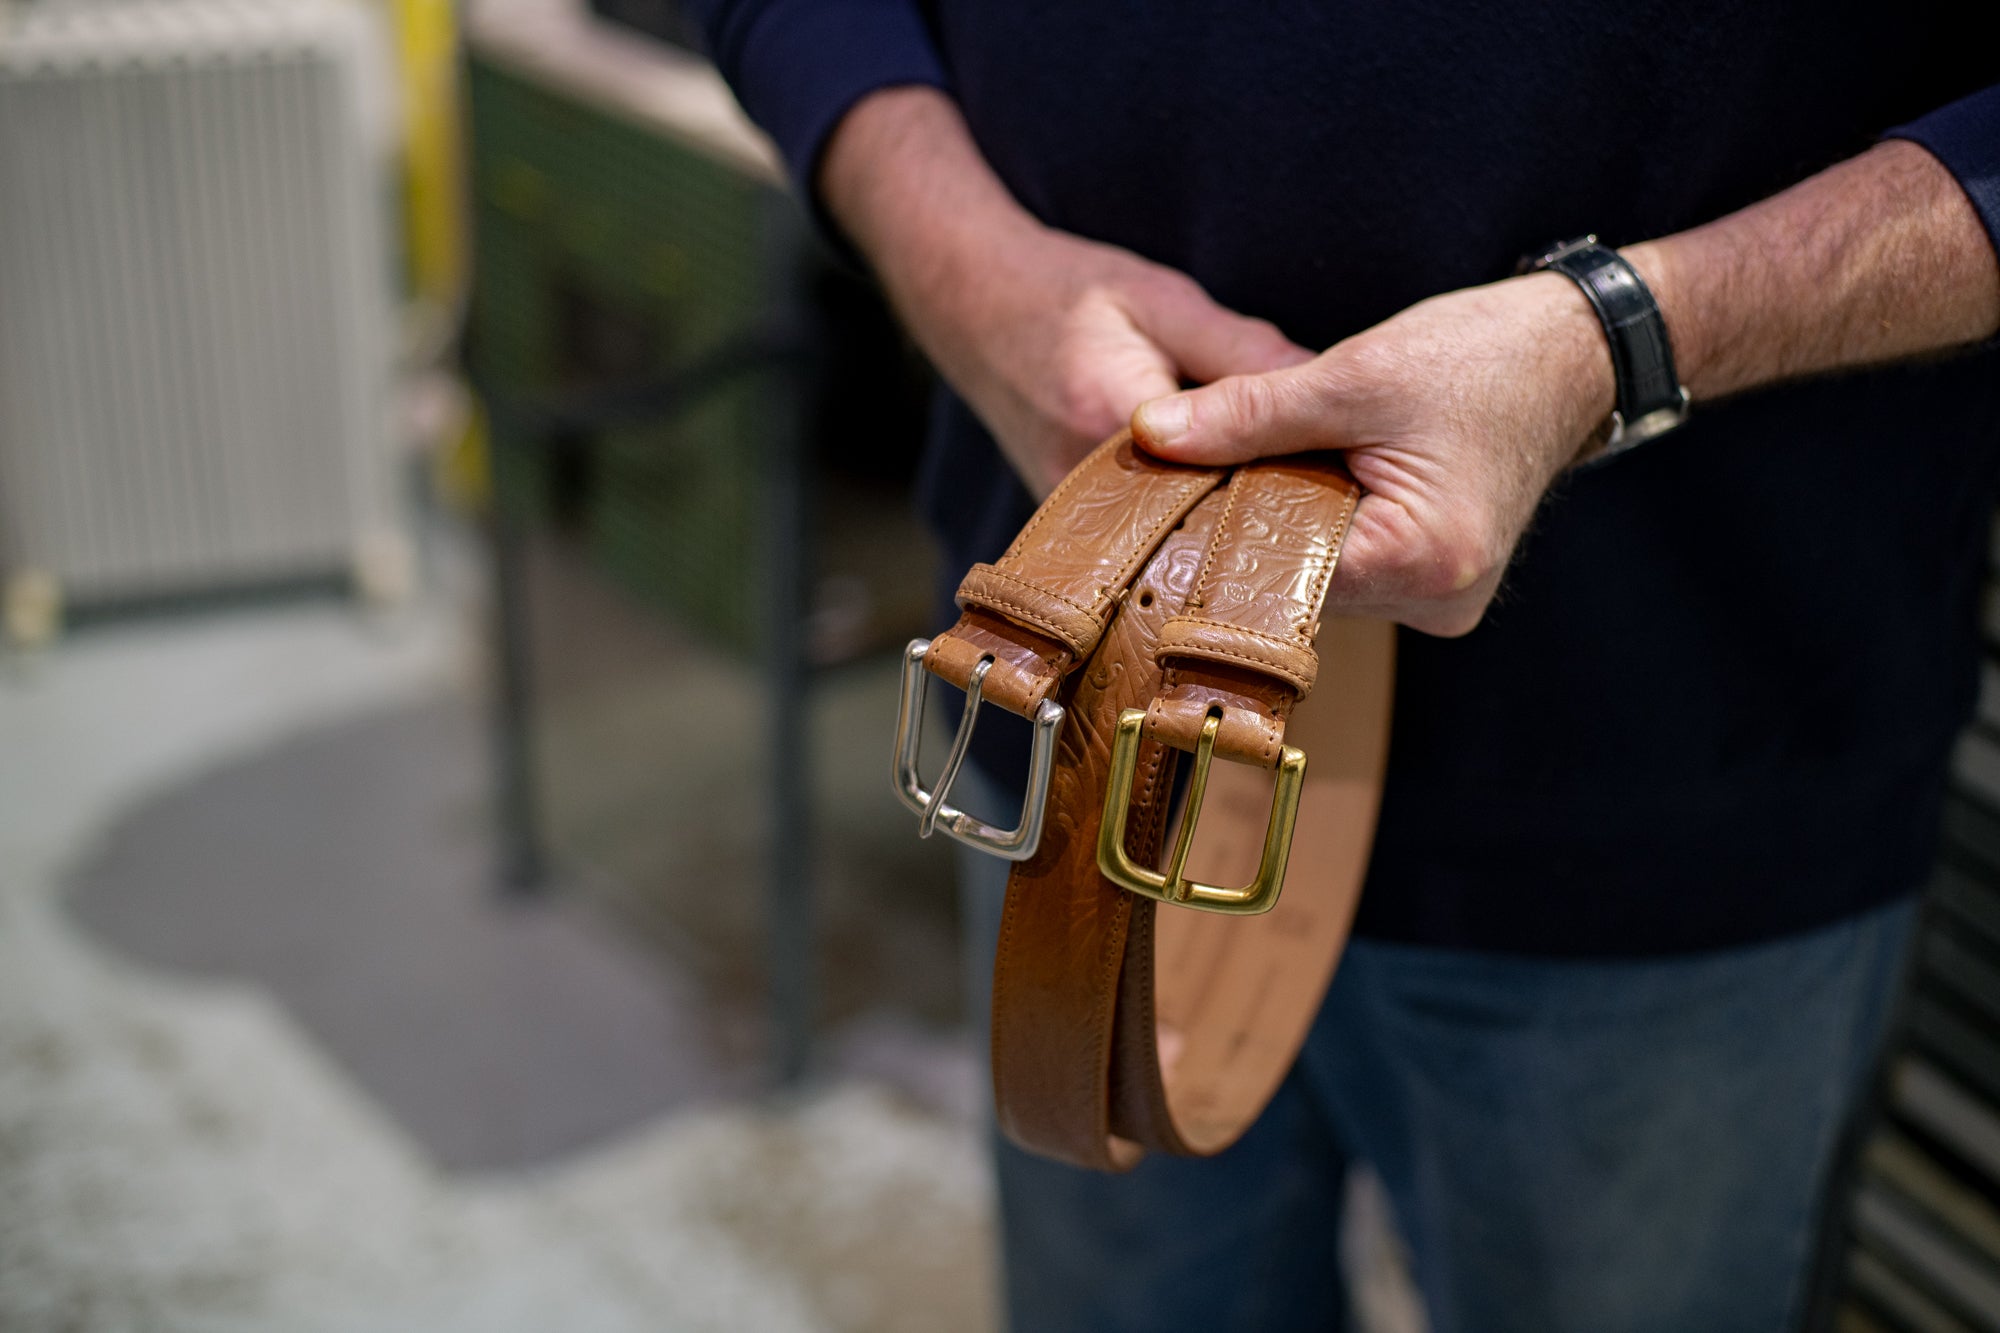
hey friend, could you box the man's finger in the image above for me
[1133,279,1315,383]
[1043,288,1183,427]
[1130,364,1339,464]
[1101,355,1181,422]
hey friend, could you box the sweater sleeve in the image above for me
[692,0,949,202]
[1886,82,2000,263]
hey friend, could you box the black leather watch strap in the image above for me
[1525,236,1689,460]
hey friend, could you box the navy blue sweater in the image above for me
[700,0,2000,955]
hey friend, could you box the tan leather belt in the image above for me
[894,431,1393,1170]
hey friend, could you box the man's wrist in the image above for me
[1520,240,1691,462]
[1514,270,1620,454]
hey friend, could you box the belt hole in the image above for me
[1137,590,1155,609]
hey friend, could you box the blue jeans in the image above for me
[956,794,1914,1333]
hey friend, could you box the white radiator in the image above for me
[0,0,405,629]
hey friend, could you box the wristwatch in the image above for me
[1522,236,1690,463]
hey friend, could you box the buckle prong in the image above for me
[916,656,992,839]
[1158,710,1223,900]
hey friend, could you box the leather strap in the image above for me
[1110,621,1391,1160]
[923,431,1224,717]
[1146,457,1361,766]
[964,442,1392,1170]
[987,491,1223,1169]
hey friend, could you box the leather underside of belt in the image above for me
[920,431,1393,1172]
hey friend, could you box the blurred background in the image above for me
[1,0,1997,1329]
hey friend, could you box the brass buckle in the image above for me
[1096,707,1305,915]
[893,638,1062,862]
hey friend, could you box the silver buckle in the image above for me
[893,638,1061,861]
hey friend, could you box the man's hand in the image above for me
[1134,139,2000,636]
[1135,273,1612,636]
[820,87,1310,497]
[896,223,1314,498]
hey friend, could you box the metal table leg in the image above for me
[764,366,814,1087]
[489,426,549,894]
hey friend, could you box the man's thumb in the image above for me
[1130,367,1328,465]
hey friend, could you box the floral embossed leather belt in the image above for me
[894,430,1393,1170]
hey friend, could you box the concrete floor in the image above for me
[0,585,995,1331]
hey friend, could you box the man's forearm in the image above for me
[1627,140,2000,402]
[1131,135,2000,633]
[819,86,1042,314]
